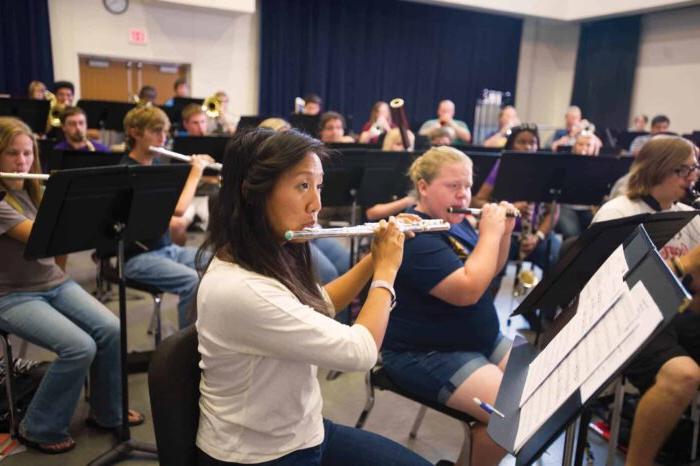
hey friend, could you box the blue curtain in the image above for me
[259,0,522,132]
[571,16,641,131]
[0,0,54,97]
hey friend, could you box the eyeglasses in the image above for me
[674,164,700,178]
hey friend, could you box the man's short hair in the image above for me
[651,114,670,127]
[181,103,205,123]
[304,93,322,105]
[123,106,170,147]
[319,111,344,130]
[52,80,75,94]
[59,106,86,125]
[173,78,187,91]
[138,85,157,101]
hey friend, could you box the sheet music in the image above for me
[580,283,663,400]
[519,246,629,405]
[514,281,655,453]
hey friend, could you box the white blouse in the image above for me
[196,257,377,463]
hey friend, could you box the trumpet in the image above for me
[284,219,449,241]
[447,207,520,218]
[202,94,222,118]
[0,172,50,181]
[148,146,223,172]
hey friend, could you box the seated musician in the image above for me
[121,106,212,329]
[429,127,455,146]
[358,101,395,144]
[473,125,561,273]
[556,131,600,239]
[195,128,432,466]
[482,105,519,149]
[418,100,471,144]
[382,146,515,466]
[319,111,355,143]
[52,106,109,152]
[0,117,143,454]
[592,136,700,466]
[27,80,46,100]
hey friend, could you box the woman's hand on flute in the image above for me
[499,201,517,234]
[370,218,405,282]
[189,154,215,176]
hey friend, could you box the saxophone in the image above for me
[513,203,539,297]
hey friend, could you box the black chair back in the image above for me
[148,325,201,466]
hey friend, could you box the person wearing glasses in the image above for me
[592,136,700,466]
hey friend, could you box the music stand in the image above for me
[24,164,191,464]
[47,150,125,171]
[489,225,691,465]
[492,152,633,205]
[468,152,500,193]
[77,99,136,131]
[511,210,699,317]
[0,98,50,134]
[616,131,648,151]
[289,113,320,137]
[173,136,230,164]
[237,115,271,130]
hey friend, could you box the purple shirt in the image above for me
[53,140,110,152]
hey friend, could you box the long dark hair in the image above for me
[198,129,331,314]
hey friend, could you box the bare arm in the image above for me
[5,219,33,243]
[472,182,494,208]
[173,155,208,216]
[323,254,374,311]
[429,204,507,306]
[365,196,416,221]
[449,122,471,143]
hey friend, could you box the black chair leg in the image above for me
[0,334,18,438]
[355,372,375,428]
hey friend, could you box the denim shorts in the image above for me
[382,334,512,404]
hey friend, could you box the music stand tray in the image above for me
[24,164,191,464]
[47,150,125,172]
[77,99,136,131]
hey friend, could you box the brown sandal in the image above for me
[17,434,76,454]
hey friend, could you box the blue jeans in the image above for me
[310,238,350,285]
[125,244,207,328]
[0,280,121,443]
[556,206,593,239]
[197,418,431,466]
[510,232,562,273]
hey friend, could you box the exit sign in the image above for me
[129,28,148,45]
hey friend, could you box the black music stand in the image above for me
[47,150,125,171]
[469,152,500,192]
[616,131,648,151]
[77,99,136,131]
[490,225,691,465]
[492,152,633,205]
[0,98,50,134]
[173,136,230,164]
[24,164,191,465]
[237,115,270,130]
[511,210,699,317]
[289,114,320,137]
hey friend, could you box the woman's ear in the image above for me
[417,179,428,199]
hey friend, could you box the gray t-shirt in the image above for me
[0,189,67,296]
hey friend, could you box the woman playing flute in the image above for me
[0,117,144,454]
[194,128,432,465]
[381,146,515,466]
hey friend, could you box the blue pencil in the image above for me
[473,397,505,418]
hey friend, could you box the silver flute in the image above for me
[284,219,450,241]
[0,172,50,180]
[446,207,521,218]
[149,146,223,172]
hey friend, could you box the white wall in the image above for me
[48,0,259,115]
[630,6,700,133]
[515,17,580,139]
[412,0,698,21]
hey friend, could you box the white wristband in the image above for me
[370,280,396,311]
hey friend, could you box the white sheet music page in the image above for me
[580,282,663,400]
[514,282,662,452]
[519,245,629,406]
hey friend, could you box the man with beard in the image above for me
[53,107,109,152]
